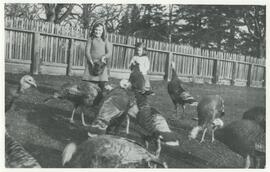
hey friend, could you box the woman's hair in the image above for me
[134,42,147,56]
[90,22,107,41]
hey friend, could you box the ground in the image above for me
[5,73,265,168]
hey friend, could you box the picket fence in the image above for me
[5,17,265,87]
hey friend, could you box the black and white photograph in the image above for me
[3,1,267,169]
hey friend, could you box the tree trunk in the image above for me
[82,5,90,29]
[45,4,56,22]
[259,36,266,58]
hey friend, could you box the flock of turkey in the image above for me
[5,61,265,168]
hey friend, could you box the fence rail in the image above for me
[5,17,265,88]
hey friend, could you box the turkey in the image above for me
[5,75,37,112]
[5,133,41,168]
[132,92,179,157]
[242,106,265,132]
[44,81,101,126]
[89,58,107,76]
[214,119,265,168]
[167,61,197,117]
[87,79,135,135]
[62,135,167,168]
[189,95,225,143]
[104,83,114,92]
[129,61,154,96]
[5,75,40,168]
[129,61,145,91]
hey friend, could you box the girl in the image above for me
[83,22,112,105]
[129,42,154,95]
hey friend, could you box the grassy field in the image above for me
[5,72,265,168]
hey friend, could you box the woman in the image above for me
[83,22,112,105]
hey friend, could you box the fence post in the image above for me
[262,66,266,87]
[231,61,237,85]
[66,38,74,76]
[164,52,173,81]
[247,63,253,87]
[31,32,40,75]
[212,59,220,84]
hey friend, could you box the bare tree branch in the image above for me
[243,12,260,40]
[56,4,75,24]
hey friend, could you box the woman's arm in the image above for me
[85,38,93,64]
[129,56,136,67]
[101,39,112,63]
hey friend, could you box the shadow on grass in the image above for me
[5,78,20,85]
[23,143,63,168]
[15,102,89,144]
[162,145,216,168]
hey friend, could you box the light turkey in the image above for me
[242,106,265,132]
[5,133,41,168]
[167,61,197,117]
[214,119,265,168]
[5,75,37,112]
[62,135,167,168]
[189,95,225,143]
[132,92,179,157]
[87,79,135,135]
[5,75,40,168]
[44,81,101,126]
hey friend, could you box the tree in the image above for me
[118,4,141,35]
[119,4,168,41]
[4,4,266,58]
[43,4,75,24]
[241,6,266,58]
[179,5,211,47]
[5,3,44,20]
[74,4,102,29]
[95,4,124,33]
[177,5,266,58]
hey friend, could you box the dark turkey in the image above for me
[215,119,265,168]
[133,92,179,157]
[129,61,145,92]
[5,133,41,168]
[5,75,37,112]
[242,106,265,132]
[189,95,225,143]
[62,135,167,168]
[167,61,197,117]
[44,81,101,126]
[89,59,107,76]
[87,79,135,135]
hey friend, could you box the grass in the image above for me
[5,72,265,168]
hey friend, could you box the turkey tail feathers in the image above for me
[189,126,202,140]
[5,133,41,168]
[149,159,168,168]
[180,92,197,105]
[160,132,179,146]
[189,101,198,106]
[62,143,77,166]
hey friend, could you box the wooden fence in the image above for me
[5,17,266,88]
